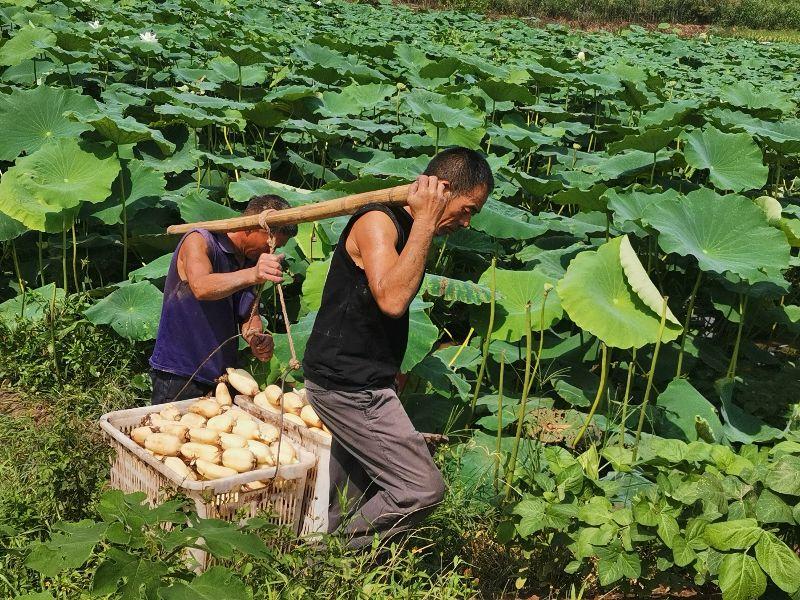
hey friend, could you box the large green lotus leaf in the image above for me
[477,79,536,104]
[178,190,237,224]
[229,177,337,206]
[300,258,330,314]
[712,109,800,154]
[639,100,700,129]
[606,188,680,236]
[681,127,768,192]
[557,237,681,349]
[129,253,172,282]
[720,81,794,115]
[273,311,317,373]
[361,155,430,180]
[0,210,26,241]
[0,168,78,232]
[404,90,484,130]
[137,126,197,174]
[67,111,175,154]
[0,25,55,66]
[84,281,163,340]
[0,86,96,161]
[474,267,562,343]
[89,160,166,225]
[595,150,670,181]
[620,235,680,325]
[606,127,681,155]
[655,379,724,442]
[318,83,396,117]
[471,199,548,240]
[423,123,486,150]
[401,297,439,373]
[15,138,120,209]
[643,191,790,282]
[208,56,268,84]
[423,274,493,305]
[193,150,269,173]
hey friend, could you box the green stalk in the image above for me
[727,294,748,380]
[571,343,609,449]
[469,257,496,424]
[504,302,532,503]
[632,297,669,461]
[61,224,68,292]
[494,351,506,493]
[649,151,657,186]
[435,126,440,154]
[619,348,636,448]
[49,283,61,386]
[676,270,702,378]
[117,149,128,280]
[10,239,24,294]
[71,223,79,292]
[37,232,44,286]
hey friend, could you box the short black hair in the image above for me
[423,147,494,197]
[243,194,297,237]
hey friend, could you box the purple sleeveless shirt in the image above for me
[149,229,257,384]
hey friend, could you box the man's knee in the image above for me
[412,468,446,510]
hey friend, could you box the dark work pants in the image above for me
[304,380,446,549]
[150,368,214,405]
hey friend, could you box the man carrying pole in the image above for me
[149,195,297,405]
[303,147,494,548]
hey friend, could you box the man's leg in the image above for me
[305,382,446,547]
[327,437,375,533]
[150,369,213,405]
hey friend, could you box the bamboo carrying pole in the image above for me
[166,184,412,234]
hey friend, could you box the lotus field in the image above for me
[1,0,800,597]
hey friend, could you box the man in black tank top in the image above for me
[303,147,494,548]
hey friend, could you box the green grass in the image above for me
[401,0,800,30]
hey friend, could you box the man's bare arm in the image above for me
[179,233,283,301]
[349,175,448,319]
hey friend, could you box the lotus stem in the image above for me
[449,327,475,368]
[504,302,532,502]
[494,351,506,493]
[572,342,609,449]
[632,297,670,461]
[676,270,702,378]
[37,232,44,286]
[117,149,128,280]
[10,239,24,295]
[727,294,748,380]
[469,257,497,424]
[620,347,636,448]
[71,223,79,292]
[649,151,657,186]
[49,283,61,385]
[61,225,67,292]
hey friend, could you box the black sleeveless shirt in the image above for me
[303,204,416,391]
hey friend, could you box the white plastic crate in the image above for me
[99,399,316,565]
[234,395,331,536]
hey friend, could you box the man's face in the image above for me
[242,230,291,259]
[435,185,489,236]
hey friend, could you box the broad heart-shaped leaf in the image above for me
[717,553,767,600]
[470,199,548,240]
[0,25,56,66]
[474,267,563,343]
[765,455,800,496]
[404,90,484,130]
[24,520,107,577]
[717,379,784,444]
[596,543,642,586]
[0,283,64,329]
[159,566,250,600]
[91,548,167,599]
[401,297,439,373]
[754,532,800,594]
[644,190,790,283]
[655,379,724,443]
[606,188,680,237]
[84,281,163,341]
[318,83,396,117]
[423,274,493,305]
[89,160,166,224]
[15,138,119,207]
[557,237,681,349]
[0,210,26,241]
[681,127,768,192]
[66,111,175,154]
[0,86,96,161]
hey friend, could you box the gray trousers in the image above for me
[304,380,446,549]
